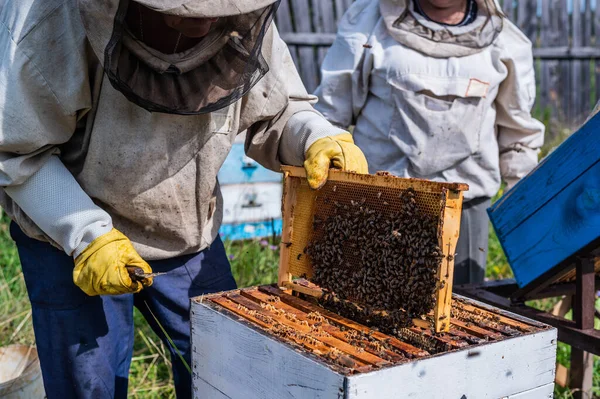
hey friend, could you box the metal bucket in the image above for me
[0,345,45,398]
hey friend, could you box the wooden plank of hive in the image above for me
[224,292,390,367]
[452,299,539,333]
[240,288,407,364]
[450,318,503,341]
[259,285,430,358]
[211,295,367,371]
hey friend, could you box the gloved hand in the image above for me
[73,228,153,296]
[304,133,369,190]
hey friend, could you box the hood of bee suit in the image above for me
[379,0,503,58]
[78,0,280,114]
[132,0,279,17]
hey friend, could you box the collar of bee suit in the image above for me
[379,0,503,57]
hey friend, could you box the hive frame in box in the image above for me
[277,166,468,333]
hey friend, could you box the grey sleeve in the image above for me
[240,24,346,171]
[0,12,112,256]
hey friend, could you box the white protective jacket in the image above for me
[314,0,545,200]
[0,0,342,259]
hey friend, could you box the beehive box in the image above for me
[218,133,283,241]
[191,286,556,399]
[278,166,468,332]
[489,111,600,293]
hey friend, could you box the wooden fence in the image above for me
[275,0,600,140]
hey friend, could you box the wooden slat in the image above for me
[334,0,349,23]
[289,0,319,92]
[450,318,503,340]
[274,0,294,33]
[225,292,389,367]
[540,0,565,122]
[558,0,570,120]
[312,0,337,68]
[445,325,486,345]
[539,0,551,113]
[517,0,538,43]
[572,0,584,123]
[583,0,592,115]
[452,298,539,333]
[241,289,407,364]
[412,326,469,350]
[502,0,515,20]
[259,285,431,358]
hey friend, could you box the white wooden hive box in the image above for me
[191,287,557,399]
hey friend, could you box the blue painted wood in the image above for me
[218,143,282,185]
[489,112,600,288]
[220,219,283,242]
[490,111,600,237]
[493,161,600,287]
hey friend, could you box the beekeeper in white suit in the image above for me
[0,0,368,396]
[315,0,545,285]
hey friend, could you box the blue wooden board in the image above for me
[220,219,283,242]
[218,143,282,185]
[490,112,600,238]
[489,112,600,289]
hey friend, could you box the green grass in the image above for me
[1,202,598,397]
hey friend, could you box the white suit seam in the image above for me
[1,1,68,45]
[5,32,70,116]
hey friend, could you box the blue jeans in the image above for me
[10,223,237,399]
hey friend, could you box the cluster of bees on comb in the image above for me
[307,188,444,328]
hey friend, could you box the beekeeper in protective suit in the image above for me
[314,0,545,285]
[0,0,367,396]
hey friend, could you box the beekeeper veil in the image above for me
[78,0,279,114]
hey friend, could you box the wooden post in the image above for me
[570,256,595,399]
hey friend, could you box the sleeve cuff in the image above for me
[279,111,347,165]
[4,155,113,257]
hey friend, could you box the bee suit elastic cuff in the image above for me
[279,111,347,166]
[4,156,113,258]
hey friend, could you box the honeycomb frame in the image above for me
[278,166,469,332]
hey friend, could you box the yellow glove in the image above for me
[73,228,153,296]
[304,133,369,190]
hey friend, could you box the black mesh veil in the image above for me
[104,0,279,115]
